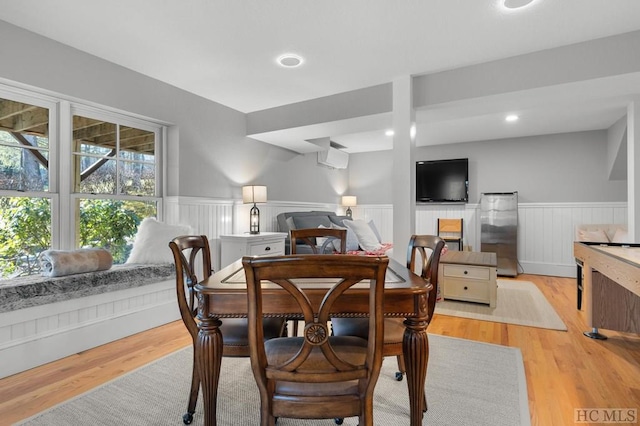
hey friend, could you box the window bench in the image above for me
[0,264,179,379]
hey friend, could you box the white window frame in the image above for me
[67,104,164,251]
[0,81,166,270]
[0,85,60,249]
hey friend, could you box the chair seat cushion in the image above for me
[332,318,404,345]
[220,318,284,346]
[265,335,368,397]
[265,335,368,369]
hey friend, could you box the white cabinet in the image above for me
[220,232,287,268]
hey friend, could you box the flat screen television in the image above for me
[416,158,469,203]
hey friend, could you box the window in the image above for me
[70,111,161,265]
[0,86,165,279]
[0,95,53,278]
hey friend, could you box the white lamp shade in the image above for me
[243,185,267,204]
[341,196,357,207]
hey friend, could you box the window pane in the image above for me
[72,116,116,153]
[119,160,155,196]
[77,199,157,264]
[0,98,49,148]
[119,126,155,160]
[0,97,50,192]
[0,144,49,191]
[74,156,116,194]
[0,196,51,279]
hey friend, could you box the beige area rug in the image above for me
[19,334,530,426]
[435,279,567,331]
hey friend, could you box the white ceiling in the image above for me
[3,0,640,153]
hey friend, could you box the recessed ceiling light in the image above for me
[505,114,519,122]
[502,0,537,9]
[277,53,304,68]
[385,130,394,136]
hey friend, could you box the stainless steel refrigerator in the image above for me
[480,192,518,277]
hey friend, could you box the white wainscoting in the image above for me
[415,202,627,277]
[168,197,627,278]
[0,280,178,379]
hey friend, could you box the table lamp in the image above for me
[342,195,357,218]
[243,185,267,234]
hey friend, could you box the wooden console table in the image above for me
[439,251,498,307]
[573,242,640,339]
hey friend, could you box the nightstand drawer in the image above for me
[442,264,490,280]
[220,232,288,268]
[249,241,284,256]
[443,279,490,302]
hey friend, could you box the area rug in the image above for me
[18,334,530,426]
[435,279,567,331]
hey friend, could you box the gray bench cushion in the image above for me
[0,264,175,313]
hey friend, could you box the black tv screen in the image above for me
[416,158,469,203]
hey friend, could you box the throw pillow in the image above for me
[126,217,192,264]
[577,229,610,243]
[611,228,629,243]
[343,219,383,251]
[368,220,382,243]
[330,223,360,251]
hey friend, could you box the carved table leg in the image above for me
[403,315,429,426]
[196,314,223,426]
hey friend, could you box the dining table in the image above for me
[194,254,433,426]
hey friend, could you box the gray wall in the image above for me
[0,20,346,204]
[350,130,627,204]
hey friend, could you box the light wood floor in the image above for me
[1,274,639,426]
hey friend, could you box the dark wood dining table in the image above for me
[194,255,433,426]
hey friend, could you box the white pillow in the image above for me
[577,229,610,243]
[126,217,193,264]
[368,220,382,243]
[330,223,360,251]
[343,219,383,251]
[611,228,629,244]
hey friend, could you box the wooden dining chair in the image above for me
[331,235,445,412]
[169,235,286,425]
[437,218,463,251]
[242,254,389,426]
[290,227,347,254]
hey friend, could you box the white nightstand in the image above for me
[220,232,287,268]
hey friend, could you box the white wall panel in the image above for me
[174,197,627,278]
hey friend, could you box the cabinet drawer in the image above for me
[442,264,490,280]
[443,279,490,302]
[249,240,284,256]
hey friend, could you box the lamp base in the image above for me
[249,204,260,234]
[346,207,352,218]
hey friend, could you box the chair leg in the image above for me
[395,354,406,381]
[183,349,200,425]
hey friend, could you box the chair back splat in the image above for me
[243,254,388,426]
